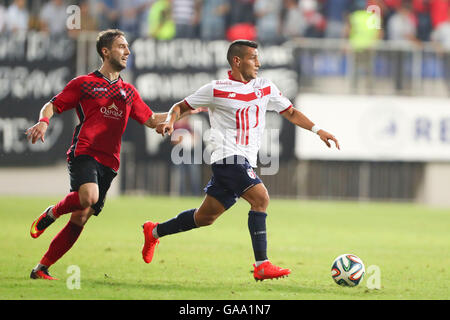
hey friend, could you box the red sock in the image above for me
[52,191,84,218]
[40,221,83,267]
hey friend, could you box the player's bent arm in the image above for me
[25,102,58,144]
[144,101,200,129]
[155,101,193,136]
[168,100,194,123]
[281,107,340,150]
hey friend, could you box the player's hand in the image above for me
[25,122,48,144]
[188,107,208,115]
[156,122,174,137]
[318,130,340,150]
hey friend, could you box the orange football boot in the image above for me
[142,221,160,263]
[253,261,291,281]
[30,206,55,239]
[30,266,58,280]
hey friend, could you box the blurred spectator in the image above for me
[281,0,306,39]
[431,7,450,50]
[117,0,151,37]
[387,3,420,93]
[430,7,450,94]
[199,0,229,40]
[347,0,383,94]
[387,3,419,42]
[95,0,119,31]
[226,22,256,41]
[430,0,449,29]
[347,0,383,51]
[226,0,255,41]
[0,0,6,33]
[5,0,29,33]
[323,0,351,38]
[413,0,432,41]
[382,0,402,36]
[254,0,283,44]
[299,0,326,38]
[228,0,254,26]
[148,0,175,40]
[172,0,199,39]
[39,0,68,35]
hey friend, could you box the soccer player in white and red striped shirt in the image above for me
[142,40,340,281]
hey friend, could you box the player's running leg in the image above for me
[30,207,94,280]
[142,195,226,263]
[241,183,291,281]
[30,183,98,238]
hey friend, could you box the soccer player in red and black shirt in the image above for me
[25,29,178,280]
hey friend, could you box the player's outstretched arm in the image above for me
[25,102,57,144]
[155,100,194,137]
[281,106,340,150]
[145,106,206,129]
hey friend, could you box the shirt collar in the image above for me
[93,70,122,84]
[228,70,250,84]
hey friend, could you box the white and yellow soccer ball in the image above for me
[331,254,365,287]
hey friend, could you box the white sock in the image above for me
[47,207,56,220]
[255,260,268,267]
[152,226,159,239]
[33,263,47,271]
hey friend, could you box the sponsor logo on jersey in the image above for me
[216,80,233,85]
[100,103,123,120]
[93,87,108,92]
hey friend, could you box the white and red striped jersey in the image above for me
[184,72,292,167]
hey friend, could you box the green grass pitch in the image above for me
[0,195,449,300]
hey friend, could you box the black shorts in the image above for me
[204,155,262,210]
[68,155,117,216]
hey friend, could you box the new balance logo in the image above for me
[228,93,236,98]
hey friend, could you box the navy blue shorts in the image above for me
[204,155,262,210]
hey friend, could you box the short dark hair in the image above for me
[96,29,125,61]
[226,40,258,66]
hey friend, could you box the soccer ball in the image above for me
[331,254,365,287]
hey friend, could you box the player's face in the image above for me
[105,36,130,71]
[238,47,260,82]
